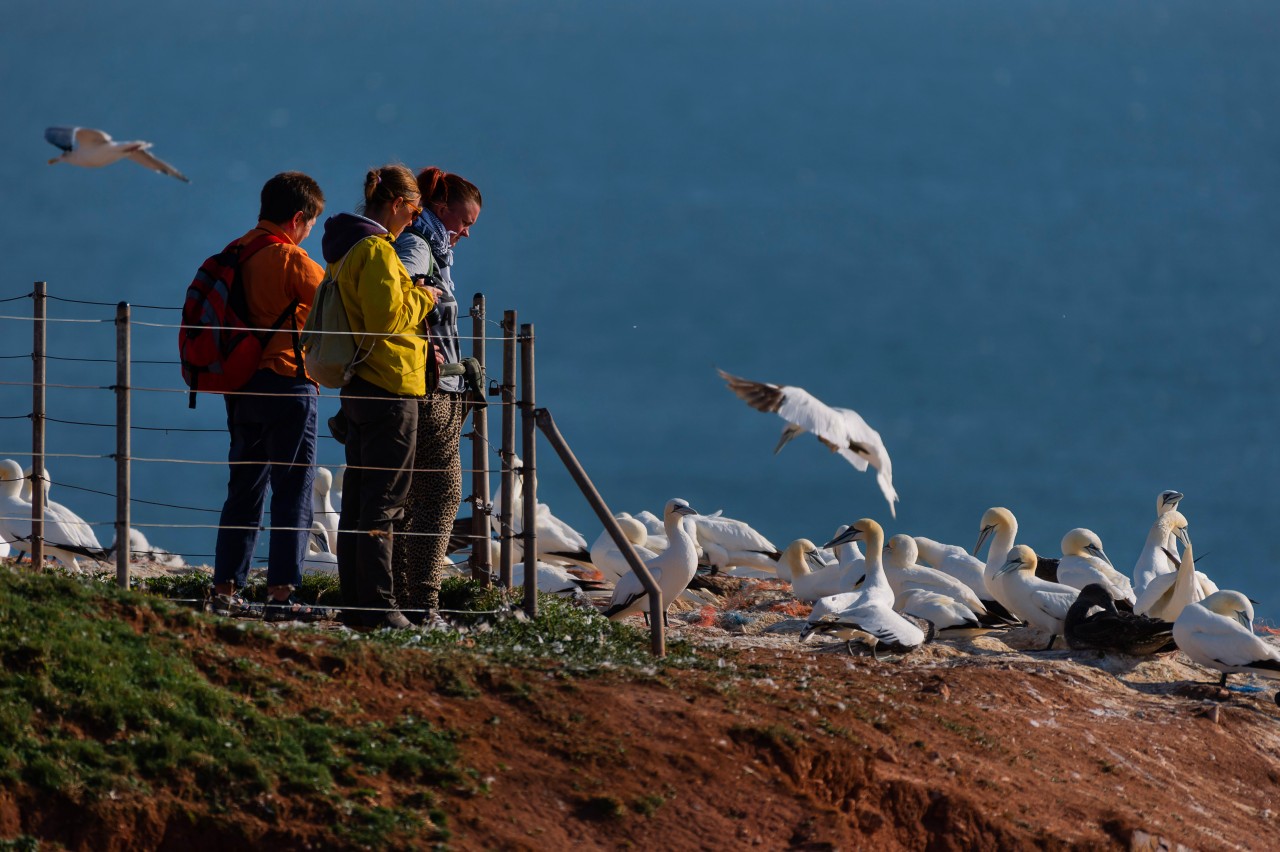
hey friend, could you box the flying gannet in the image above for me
[717,369,898,517]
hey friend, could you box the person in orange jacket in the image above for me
[212,172,328,622]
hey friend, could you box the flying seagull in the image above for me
[717,368,898,517]
[45,126,189,182]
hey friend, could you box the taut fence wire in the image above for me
[0,282,666,656]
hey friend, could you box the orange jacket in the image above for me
[236,220,325,380]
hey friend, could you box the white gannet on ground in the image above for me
[302,521,339,576]
[780,538,857,602]
[1064,583,1175,655]
[111,527,185,568]
[45,126,190,182]
[589,515,658,585]
[0,460,109,569]
[691,510,781,575]
[312,467,340,554]
[913,536,988,600]
[1134,528,1215,622]
[1056,528,1136,608]
[25,465,104,553]
[602,498,701,623]
[992,545,1079,651]
[974,507,1021,617]
[1133,509,1196,598]
[717,369,899,518]
[492,456,593,570]
[486,541,600,600]
[897,588,986,636]
[800,519,927,657]
[1173,590,1280,687]
[882,535,989,617]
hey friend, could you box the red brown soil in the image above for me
[3,607,1279,850]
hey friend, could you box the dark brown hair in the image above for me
[358,164,419,215]
[416,167,482,212]
[259,171,324,224]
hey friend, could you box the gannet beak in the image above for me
[823,526,861,549]
[1087,544,1114,567]
[973,525,994,557]
[995,557,1022,578]
[1163,491,1184,508]
[1175,527,1192,551]
[804,551,826,570]
[673,505,698,517]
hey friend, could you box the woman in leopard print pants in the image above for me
[390,168,482,616]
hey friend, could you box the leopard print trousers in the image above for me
[392,391,466,613]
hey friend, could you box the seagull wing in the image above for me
[75,127,114,147]
[126,147,190,182]
[45,126,81,152]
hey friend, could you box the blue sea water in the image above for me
[2,1,1279,615]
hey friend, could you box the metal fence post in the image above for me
[31,282,45,570]
[499,309,517,590]
[469,293,491,583]
[534,409,666,658]
[519,323,537,618]
[115,302,131,589]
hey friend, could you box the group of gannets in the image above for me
[0,458,185,570]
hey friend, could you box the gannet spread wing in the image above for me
[45,126,190,182]
[717,369,898,517]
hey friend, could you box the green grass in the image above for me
[0,567,457,845]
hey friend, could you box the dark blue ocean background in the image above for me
[2,1,1278,614]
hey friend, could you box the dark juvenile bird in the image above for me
[1065,583,1176,655]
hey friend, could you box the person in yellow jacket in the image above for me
[320,164,436,629]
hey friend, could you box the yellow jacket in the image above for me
[330,232,435,396]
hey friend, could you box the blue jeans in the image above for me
[213,369,318,588]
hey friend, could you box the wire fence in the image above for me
[0,284,523,573]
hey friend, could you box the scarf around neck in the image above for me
[413,208,454,269]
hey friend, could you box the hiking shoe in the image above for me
[264,595,330,623]
[211,592,255,618]
[382,609,413,630]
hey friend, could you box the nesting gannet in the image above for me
[914,534,1017,623]
[1173,591,1280,687]
[1064,583,1175,655]
[312,467,339,554]
[602,499,700,623]
[717,369,899,517]
[493,457,593,569]
[110,528,185,567]
[691,510,781,575]
[302,521,339,576]
[1132,509,1202,598]
[45,126,190,182]
[25,465,103,553]
[1056,528,1135,608]
[781,538,859,602]
[883,535,989,617]
[0,460,109,569]
[589,516,658,585]
[1134,529,1216,622]
[896,588,985,636]
[992,545,1079,650]
[800,519,927,657]
[974,507,1021,616]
